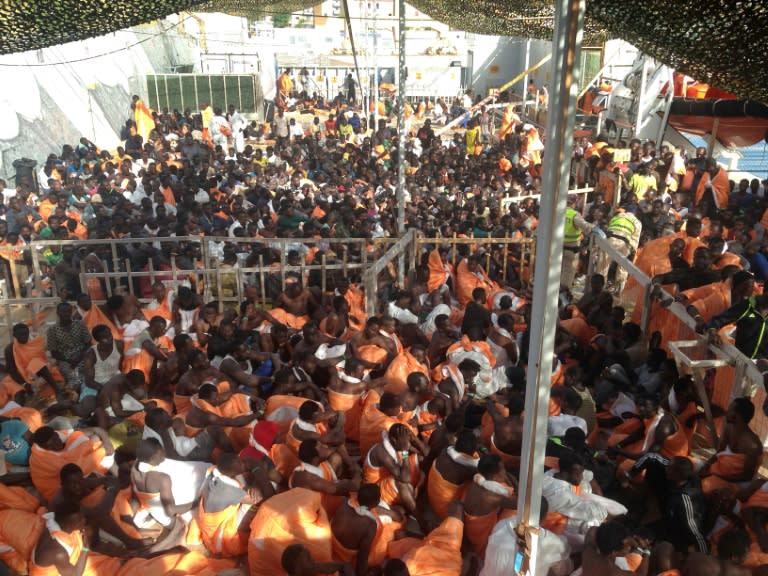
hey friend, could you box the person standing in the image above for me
[561,195,595,289]
[227,104,247,153]
[593,208,642,292]
[345,74,356,105]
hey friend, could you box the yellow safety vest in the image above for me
[564,207,582,245]
[608,214,637,239]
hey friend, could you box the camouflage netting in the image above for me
[1,0,766,102]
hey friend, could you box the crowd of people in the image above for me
[0,76,766,576]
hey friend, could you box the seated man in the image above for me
[122,316,170,385]
[93,370,148,430]
[608,393,689,481]
[462,454,517,557]
[683,529,750,576]
[197,453,261,557]
[143,407,232,462]
[130,439,200,546]
[185,383,259,448]
[485,396,525,471]
[52,463,145,550]
[174,349,220,415]
[541,453,610,549]
[4,323,62,400]
[331,483,404,576]
[363,424,423,515]
[435,359,481,413]
[30,424,115,504]
[699,397,762,494]
[249,488,336,576]
[349,317,396,373]
[290,439,360,515]
[271,275,318,329]
[218,342,277,394]
[383,345,430,395]
[581,522,651,576]
[358,392,416,458]
[427,429,478,520]
[30,501,95,576]
[481,497,572,576]
[80,324,124,411]
[388,501,466,576]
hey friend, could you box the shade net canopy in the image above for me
[1,0,766,103]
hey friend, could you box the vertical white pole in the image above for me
[516,0,585,570]
[396,0,407,284]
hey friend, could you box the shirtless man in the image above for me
[175,349,220,398]
[219,342,278,391]
[143,407,233,461]
[322,296,352,339]
[94,370,148,430]
[195,303,220,348]
[31,502,94,575]
[349,317,396,371]
[581,522,651,576]
[275,275,319,318]
[427,314,459,367]
[682,529,750,576]
[486,395,525,462]
[331,483,403,576]
[281,543,354,576]
[699,397,762,488]
[422,411,464,473]
[364,424,424,514]
[328,358,386,397]
[185,383,260,430]
[290,401,346,448]
[436,359,481,413]
[463,453,517,519]
[291,322,331,363]
[52,463,146,551]
[154,333,195,398]
[290,439,360,498]
[428,430,478,517]
[130,439,194,547]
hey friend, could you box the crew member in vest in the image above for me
[561,195,596,289]
[704,293,768,360]
[593,208,643,293]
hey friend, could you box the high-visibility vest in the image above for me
[607,214,637,239]
[564,207,582,245]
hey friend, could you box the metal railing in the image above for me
[588,233,766,445]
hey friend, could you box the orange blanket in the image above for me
[427,249,452,293]
[30,431,110,503]
[358,392,417,457]
[394,516,464,576]
[248,488,332,576]
[363,452,421,507]
[384,349,430,395]
[0,484,42,512]
[427,462,468,520]
[702,453,748,494]
[0,509,44,574]
[197,497,249,557]
[81,306,122,341]
[455,260,499,308]
[12,337,49,383]
[270,308,310,330]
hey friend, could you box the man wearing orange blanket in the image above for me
[185,383,259,448]
[4,323,63,400]
[427,430,478,520]
[197,453,262,557]
[30,425,115,504]
[455,254,500,307]
[699,398,762,494]
[364,424,424,515]
[330,483,403,576]
[388,501,466,576]
[249,488,335,576]
[462,454,517,557]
